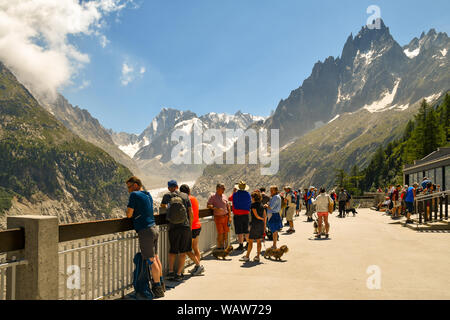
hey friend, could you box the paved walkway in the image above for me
[161,209,450,300]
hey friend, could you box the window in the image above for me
[436,167,443,191]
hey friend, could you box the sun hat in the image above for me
[236,180,250,191]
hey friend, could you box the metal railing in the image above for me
[415,190,450,224]
[0,256,28,300]
[58,216,219,300]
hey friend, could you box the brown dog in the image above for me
[263,245,289,261]
[212,245,234,260]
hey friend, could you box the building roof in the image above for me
[404,148,450,173]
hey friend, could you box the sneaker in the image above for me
[237,243,244,251]
[166,271,176,280]
[173,273,184,282]
[152,284,165,298]
[244,243,248,250]
[253,256,260,262]
[315,234,321,239]
[192,265,205,276]
[239,256,250,262]
[189,265,199,275]
[325,234,329,239]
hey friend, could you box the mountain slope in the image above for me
[0,62,132,229]
[40,94,141,176]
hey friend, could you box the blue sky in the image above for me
[61,0,450,134]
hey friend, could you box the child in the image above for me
[240,192,266,262]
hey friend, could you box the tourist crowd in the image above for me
[374,177,441,223]
[125,176,356,299]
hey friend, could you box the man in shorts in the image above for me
[284,186,296,234]
[405,183,417,224]
[126,176,164,298]
[161,180,193,282]
[232,181,251,251]
[207,183,232,249]
[392,185,401,219]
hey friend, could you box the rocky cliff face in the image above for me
[40,94,141,176]
[262,20,449,143]
[0,62,132,229]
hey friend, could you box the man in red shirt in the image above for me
[207,183,232,249]
[180,184,204,276]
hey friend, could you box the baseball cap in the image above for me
[168,180,178,188]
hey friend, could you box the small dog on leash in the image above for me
[212,245,234,260]
[345,208,358,216]
[263,245,289,261]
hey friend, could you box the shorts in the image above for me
[286,206,295,222]
[214,215,229,234]
[267,213,283,233]
[406,201,414,214]
[317,212,329,217]
[137,225,159,260]
[168,227,192,254]
[233,214,249,235]
[394,201,401,208]
[192,227,201,239]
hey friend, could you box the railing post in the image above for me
[6,215,59,300]
[418,200,422,224]
[440,195,443,221]
[446,194,449,220]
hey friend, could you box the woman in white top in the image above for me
[313,187,333,239]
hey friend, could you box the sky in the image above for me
[1,1,450,134]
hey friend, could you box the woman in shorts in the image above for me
[314,187,333,239]
[240,192,266,262]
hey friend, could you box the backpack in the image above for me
[166,192,188,224]
[132,252,153,300]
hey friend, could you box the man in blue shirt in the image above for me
[126,176,164,298]
[405,183,418,224]
[306,186,315,222]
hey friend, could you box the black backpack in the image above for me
[166,192,188,224]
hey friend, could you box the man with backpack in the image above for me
[160,180,193,282]
[126,176,164,298]
[284,186,296,234]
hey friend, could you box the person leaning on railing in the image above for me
[126,176,165,298]
[404,183,418,224]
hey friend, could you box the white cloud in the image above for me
[120,61,145,86]
[0,0,134,101]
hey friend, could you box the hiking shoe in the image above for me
[166,271,176,280]
[152,284,165,298]
[192,265,205,276]
[239,256,250,262]
[173,273,184,282]
[189,265,199,275]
